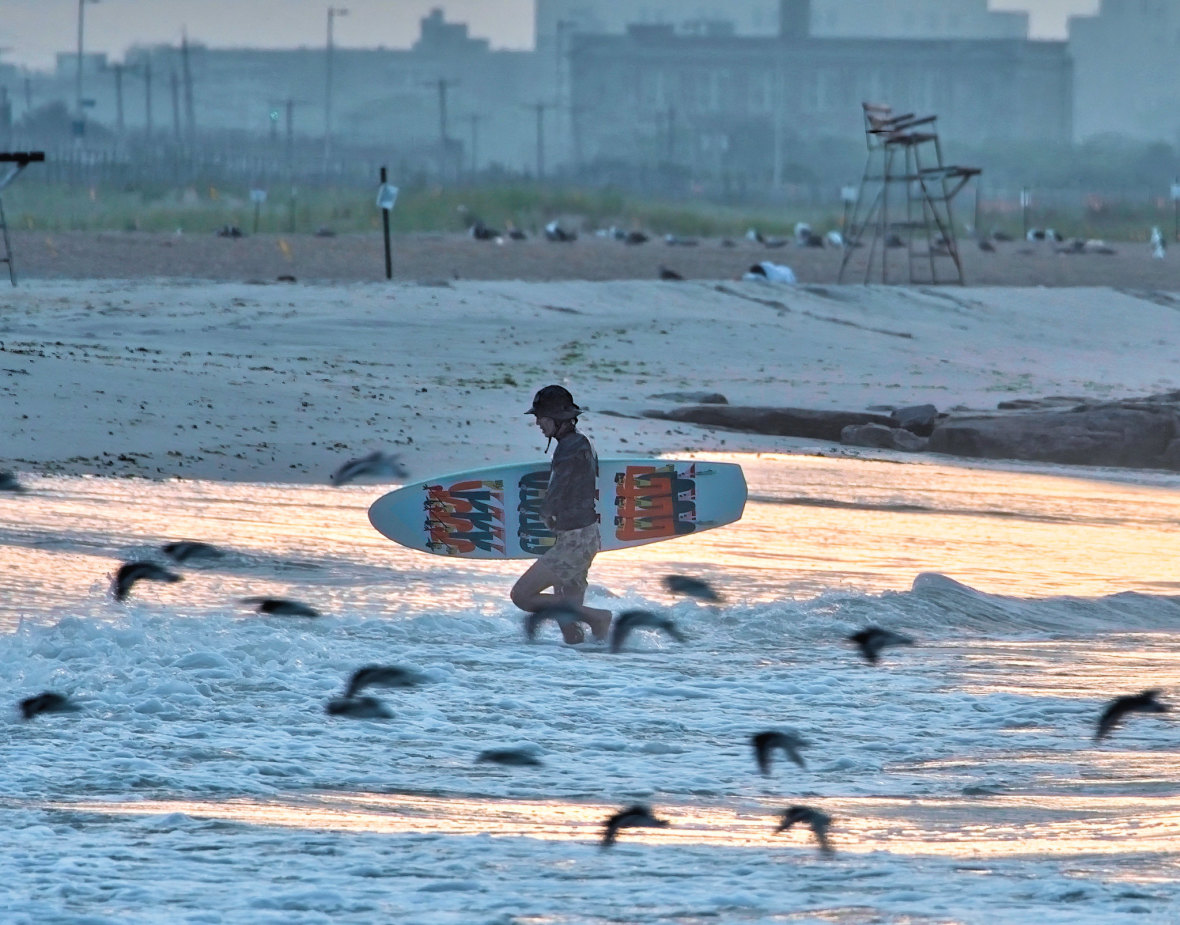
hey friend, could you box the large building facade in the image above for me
[537,0,1027,51]
[568,11,1071,183]
[1068,0,1180,144]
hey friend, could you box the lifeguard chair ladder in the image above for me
[838,104,979,285]
[0,151,46,286]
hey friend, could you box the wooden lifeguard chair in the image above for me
[0,151,45,286]
[838,104,979,285]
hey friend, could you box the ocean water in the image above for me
[3,453,1180,924]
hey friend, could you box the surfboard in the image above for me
[368,458,747,559]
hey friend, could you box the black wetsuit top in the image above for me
[542,430,598,531]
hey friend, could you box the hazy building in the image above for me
[1068,0,1180,144]
[568,6,1070,184]
[537,0,1027,49]
[12,10,546,174]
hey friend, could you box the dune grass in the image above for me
[2,179,1172,242]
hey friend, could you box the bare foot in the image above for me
[583,608,612,642]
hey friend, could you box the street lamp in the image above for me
[324,6,348,167]
[75,0,100,137]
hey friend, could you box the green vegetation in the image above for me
[4,170,1178,242]
[1,180,822,238]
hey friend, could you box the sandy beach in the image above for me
[5,245,1180,482]
[7,235,1180,924]
[9,228,1180,287]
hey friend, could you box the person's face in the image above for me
[535,415,558,438]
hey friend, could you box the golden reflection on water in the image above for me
[49,791,1180,862]
[3,453,1180,625]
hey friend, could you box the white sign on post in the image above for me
[376,183,399,211]
[1171,182,1180,202]
[249,188,267,204]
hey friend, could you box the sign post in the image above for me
[1171,177,1180,242]
[249,188,267,235]
[376,167,398,280]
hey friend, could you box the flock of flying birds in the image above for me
[10,454,1174,851]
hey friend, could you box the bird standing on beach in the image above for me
[609,609,686,653]
[774,806,833,855]
[329,451,408,487]
[112,562,182,601]
[19,691,80,720]
[662,574,722,603]
[601,804,669,847]
[544,221,576,242]
[1095,689,1169,741]
[241,597,320,617]
[751,730,809,775]
[848,626,914,664]
[1151,227,1166,260]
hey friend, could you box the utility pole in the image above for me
[271,98,307,231]
[170,70,181,142]
[664,104,676,163]
[523,101,555,181]
[463,113,481,177]
[267,98,307,170]
[75,0,100,137]
[324,6,348,170]
[112,62,124,134]
[421,77,458,180]
[143,56,153,139]
[180,29,195,144]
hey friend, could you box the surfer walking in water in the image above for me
[511,385,612,644]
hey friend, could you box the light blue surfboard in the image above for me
[368,458,746,559]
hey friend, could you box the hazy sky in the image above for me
[2,0,1102,71]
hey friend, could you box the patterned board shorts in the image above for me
[539,523,601,591]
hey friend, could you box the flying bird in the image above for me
[344,664,426,698]
[662,574,721,602]
[19,691,80,720]
[524,603,582,641]
[751,730,809,775]
[325,696,392,719]
[848,626,914,664]
[601,804,669,848]
[0,471,26,492]
[161,541,224,563]
[241,597,320,617]
[774,805,833,854]
[329,451,408,487]
[609,609,686,653]
[112,562,182,602]
[1095,689,1169,741]
[476,747,544,767]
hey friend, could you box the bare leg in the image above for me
[511,561,612,643]
[558,582,612,642]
